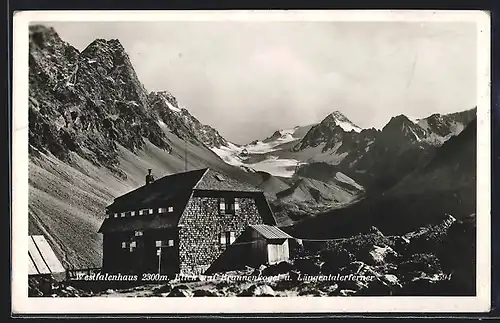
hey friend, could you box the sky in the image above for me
[43,20,477,144]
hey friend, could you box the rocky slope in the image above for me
[30,214,475,297]
[149,91,229,148]
[29,26,171,175]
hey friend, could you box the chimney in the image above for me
[145,168,154,185]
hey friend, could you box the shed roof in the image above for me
[250,224,293,240]
[28,235,65,275]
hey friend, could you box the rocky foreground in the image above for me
[29,213,475,297]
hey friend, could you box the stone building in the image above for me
[98,168,278,275]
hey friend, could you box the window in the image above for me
[130,241,137,248]
[219,198,235,215]
[131,211,136,216]
[234,198,240,211]
[139,209,147,216]
[156,240,174,247]
[219,231,236,247]
[113,213,118,218]
[219,200,225,213]
[120,212,126,217]
[148,208,154,215]
[158,207,167,213]
[168,206,174,213]
[134,231,143,237]
[214,174,225,181]
[121,242,127,248]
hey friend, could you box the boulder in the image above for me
[193,289,218,297]
[319,249,355,273]
[320,283,339,296]
[167,286,193,297]
[380,274,402,289]
[363,245,398,266]
[153,283,172,295]
[398,253,442,281]
[339,289,357,296]
[262,261,294,276]
[293,257,322,275]
[238,284,275,297]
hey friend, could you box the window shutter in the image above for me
[229,232,236,244]
[220,233,226,245]
[219,199,225,213]
[234,199,240,211]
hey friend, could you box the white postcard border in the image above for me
[11,10,491,314]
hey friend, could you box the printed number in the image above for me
[141,273,169,281]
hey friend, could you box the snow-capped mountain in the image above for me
[293,111,365,153]
[295,109,476,192]
[209,123,316,178]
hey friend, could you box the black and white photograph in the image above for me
[12,10,491,314]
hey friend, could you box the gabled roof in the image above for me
[108,168,263,212]
[194,168,263,192]
[109,168,207,212]
[29,235,65,275]
[101,168,273,233]
[250,225,293,239]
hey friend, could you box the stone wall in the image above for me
[178,196,264,274]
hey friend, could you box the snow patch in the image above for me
[245,129,300,154]
[335,172,364,191]
[162,97,181,112]
[407,116,420,124]
[211,143,302,177]
[249,156,303,178]
[336,120,362,133]
[417,119,430,132]
[408,127,422,142]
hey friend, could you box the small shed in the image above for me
[28,235,66,281]
[249,224,293,265]
[205,224,294,273]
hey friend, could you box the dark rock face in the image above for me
[29,25,172,174]
[148,91,228,148]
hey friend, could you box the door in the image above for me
[267,239,289,264]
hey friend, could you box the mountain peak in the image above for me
[29,25,70,51]
[81,38,128,62]
[320,111,362,133]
